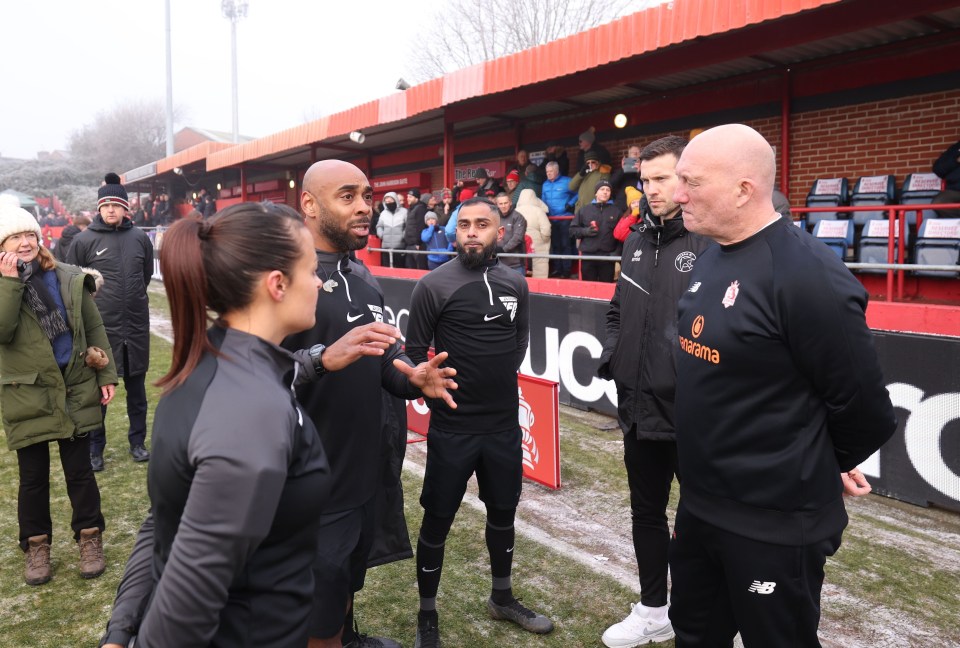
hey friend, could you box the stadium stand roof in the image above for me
[123,0,960,182]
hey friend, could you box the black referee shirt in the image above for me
[406,257,529,435]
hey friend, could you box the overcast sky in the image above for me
[2,0,444,159]
[3,1,663,161]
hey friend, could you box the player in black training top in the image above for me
[404,197,553,648]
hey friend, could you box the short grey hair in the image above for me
[545,161,559,173]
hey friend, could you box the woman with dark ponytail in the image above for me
[101,202,331,648]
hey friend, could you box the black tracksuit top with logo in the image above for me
[283,252,419,513]
[675,217,896,546]
[405,257,529,434]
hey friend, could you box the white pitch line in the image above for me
[402,457,642,595]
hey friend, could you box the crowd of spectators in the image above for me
[370,125,650,282]
[38,208,70,227]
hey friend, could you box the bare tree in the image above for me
[406,0,655,82]
[0,158,100,214]
[68,100,173,175]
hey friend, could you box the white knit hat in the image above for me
[0,205,43,245]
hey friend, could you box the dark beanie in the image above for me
[408,188,421,199]
[584,149,601,163]
[595,179,612,192]
[474,168,489,180]
[97,173,129,211]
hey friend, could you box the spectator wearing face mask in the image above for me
[376,191,408,268]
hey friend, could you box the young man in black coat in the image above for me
[598,136,713,647]
[66,174,153,470]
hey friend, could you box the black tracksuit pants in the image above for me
[89,345,148,455]
[668,502,842,647]
[623,433,678,607]
[580,258,615,282]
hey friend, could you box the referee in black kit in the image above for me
[287,160,458,648]
[404,197,554,648]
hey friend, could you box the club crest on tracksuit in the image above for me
[722,280,740,309]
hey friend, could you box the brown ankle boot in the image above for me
[25,534,51,585]
[78,528,105,579]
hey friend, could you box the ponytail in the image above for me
[156,203,306,391]
[157,218,214,391]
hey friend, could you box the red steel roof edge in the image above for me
[156,141,233,174]
[199,0,840,171]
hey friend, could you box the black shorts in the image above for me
[420,427,523,517]
[308,501,376,639]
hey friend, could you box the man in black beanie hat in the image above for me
[404,188,429,270]
[570,178,620,282]
[67,173,154,471]
[473,168,503,199]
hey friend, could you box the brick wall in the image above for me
[597,89,960,210]
[785,90,959,207]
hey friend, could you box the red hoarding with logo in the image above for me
[406,373,561,489]
[371,172,431,197]
[453,161,507,183]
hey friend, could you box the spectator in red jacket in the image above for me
[614,186,646,243]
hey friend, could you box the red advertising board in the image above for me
[406,373,561,489]
[371,172,431,195]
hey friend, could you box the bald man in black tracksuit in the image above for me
[669,124,896,648]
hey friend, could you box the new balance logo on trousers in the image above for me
[747,581,776,594]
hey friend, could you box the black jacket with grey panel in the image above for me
[100,326,330,648]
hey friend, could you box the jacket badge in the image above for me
[675,251,697,272]
[499,296,518,321]
[722,280,740,308]
[632,248,643,262]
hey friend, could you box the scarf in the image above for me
[20,260,70,342]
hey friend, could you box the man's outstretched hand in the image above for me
[322,323,402,372]
[394,351,458,409]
